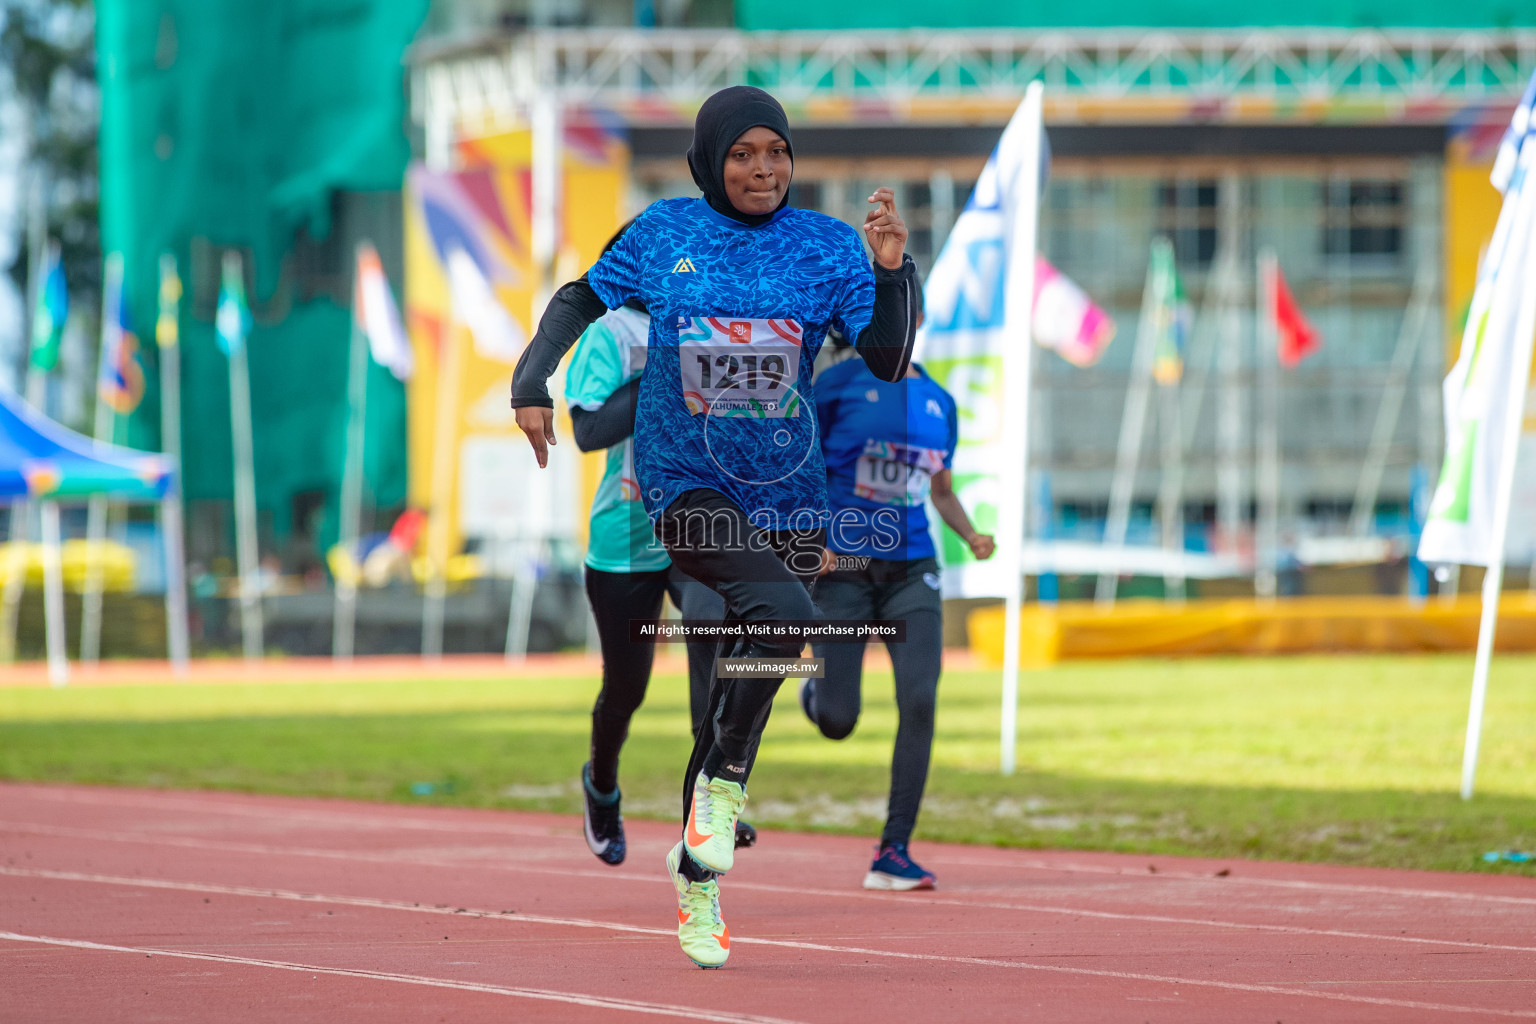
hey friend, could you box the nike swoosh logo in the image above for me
[714,925,729,949]
[678,908,690,925]
[584,817,609,853]
[685,812,714,850]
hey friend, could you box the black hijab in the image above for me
[686,86,794,227]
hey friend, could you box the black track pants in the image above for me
[654,489,824,822]
[583,564,724,795]
[810,556,943,847]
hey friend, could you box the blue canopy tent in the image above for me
[0,386,189,682]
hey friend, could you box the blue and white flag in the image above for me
[1419,69,1536,568]
[918,94,1047,597]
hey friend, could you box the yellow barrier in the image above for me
[967,594,1536,667]
[0,540,137,593]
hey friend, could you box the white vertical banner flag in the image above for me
[1419,73,1536,569]
[1417,69,1536,800]
[919,82,1045,776]
[920,84,1047,601]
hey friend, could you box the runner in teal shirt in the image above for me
[565,303,748,867]
[566,306,668,574]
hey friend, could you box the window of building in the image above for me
[1155,179,1218,266]
[1322,179,1403,260]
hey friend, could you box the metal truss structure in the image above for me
[413,28,1536,136]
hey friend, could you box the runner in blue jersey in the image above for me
[565,287,757,868]
[806,332,995,891]
[512,85,917,969]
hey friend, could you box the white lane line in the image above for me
[940,855,1536,907]
[0,866,668,936]
[4,872,1533,1020]
[3,825,1531,955]
[0,931,806,1024]
[7,787,1534,908]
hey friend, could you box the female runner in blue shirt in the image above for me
[808,326,995,891]
[512,85,917,969]
[565,284,759,867]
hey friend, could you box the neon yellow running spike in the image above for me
[684,772,747,874]
[666,841,729,969]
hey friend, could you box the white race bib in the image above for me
[676,316,802,417]
[854,440,947,506]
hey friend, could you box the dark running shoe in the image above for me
[799,678,817,722]
[734,820,757,849]
[581,762,625,865]
[863,842,936,891]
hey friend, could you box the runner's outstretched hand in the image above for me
[516,406,557,468]
[863,187,908,270]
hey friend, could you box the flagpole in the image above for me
[334,249,370,662]
[1156,376,1187,603]
[1215,175,1246,564]
[159,255,183,491]
[997,79,1044,777]
[1095,244,1161,607]
[79,398,113,664]
[1460,182,1536,801]
[224,252,264,661]
[422,307,464,661]
[157,254,189,675]
[3,187,49,663]
[81,252,123,665]
[160,487,190,675]
[40,501,68,686]
[1255,248,1281,602]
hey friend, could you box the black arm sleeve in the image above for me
[854,254,918,383]
[509,276,611,409]
[569,376,640,453]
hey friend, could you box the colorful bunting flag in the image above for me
[97,254,145,414]
[446,246,526,364]
[354,242,413,380]
[1032,256,1116,368]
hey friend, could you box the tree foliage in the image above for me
[1,0,99,315]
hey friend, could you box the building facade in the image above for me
[414,12,1535,588]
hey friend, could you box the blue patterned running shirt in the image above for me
[586,197,876,531]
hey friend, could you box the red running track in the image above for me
[1,782,1533,1023]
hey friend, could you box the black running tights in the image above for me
[584,565,723,794]
[653,489,824,824]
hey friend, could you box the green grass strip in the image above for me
[1,653,1533,874]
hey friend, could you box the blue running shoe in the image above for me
[863,842,935,891]
[581,762,625,866]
